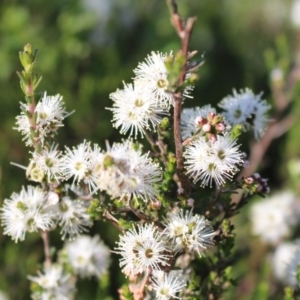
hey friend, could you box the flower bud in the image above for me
[244,177,254,184]
[202,123,211,132]
[150,199,162,210]
[195,116,206,126]
[207,112,216,122]
[187,198,194,207]
[177,187,185,195]
[208,133,217,143]
[215,122,226,133]
[47,191,60,205]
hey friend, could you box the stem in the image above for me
[40,230,51,267]
[144,131,168,165]
[103,210,124,232]
[129,270,152,300]
[205,188,222,217]
[168,0,196,195]
[173,96,190,193]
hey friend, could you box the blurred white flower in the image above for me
[95,140,162,201]
[270,68,284,83]
[28,264,75,300]
[250,191,300,244]
[163,209,215,255]
[273,240,300,287]
[181,105,216,140]
[0,186,55,242]
[184,134,243,187]
[56,196,92,240]
[109,82,167,137]
[291,0,300,28]
[64,235,110,278]
[151,272,186,300]
[0,290,9,300]
[218,88,271,138]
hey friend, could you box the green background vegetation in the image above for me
[0,0,299,299]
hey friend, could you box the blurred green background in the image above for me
[0,0,299,299]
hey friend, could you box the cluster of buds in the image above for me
[195,112,226,143]
[240,173,270,195]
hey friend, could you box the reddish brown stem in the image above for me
[168,0,196,195]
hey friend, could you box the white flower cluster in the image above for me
[26,139,162,201]
[218,88,271,138]
[0,185,91,242]
[109,51,193,138]
[115,211,214,288]
[15,92,69,146]
[184,134,243,187]
[61,234,110,278]
[63,140,162,200]
[250,191,300,244]
[28,264,75,300]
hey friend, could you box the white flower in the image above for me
[95,140,162,201]
[163,209,215,255]
[56,196,92,240]
[14,106,31,146]
[152,272,186,300]
[62,141,91,186]
[109,82,167,137]
[184,134,243,187]
[114,223,170,277]
[29,144,64,182]
[14,92,69,146]
[181,105,216,140]
[218,88,271,138]
[291,0,300,28]
[133,51,193,108]
[62,142,102,193]
[252,98,272,139]
[35,92,68,127]
[63,235,110,278]
[250,191,300,244]
[0,290,9,300]
[270,68,284,83]
[0,186,55,242]
[273,241,300,287]
[28,264,75,300]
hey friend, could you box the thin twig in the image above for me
[39,230,51,267]
[145,131,168,165]
[129,270,152,300]
[205,188,222,217]
[168,0,196,195]
[239,115,294,178]
[103,210,124,232]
